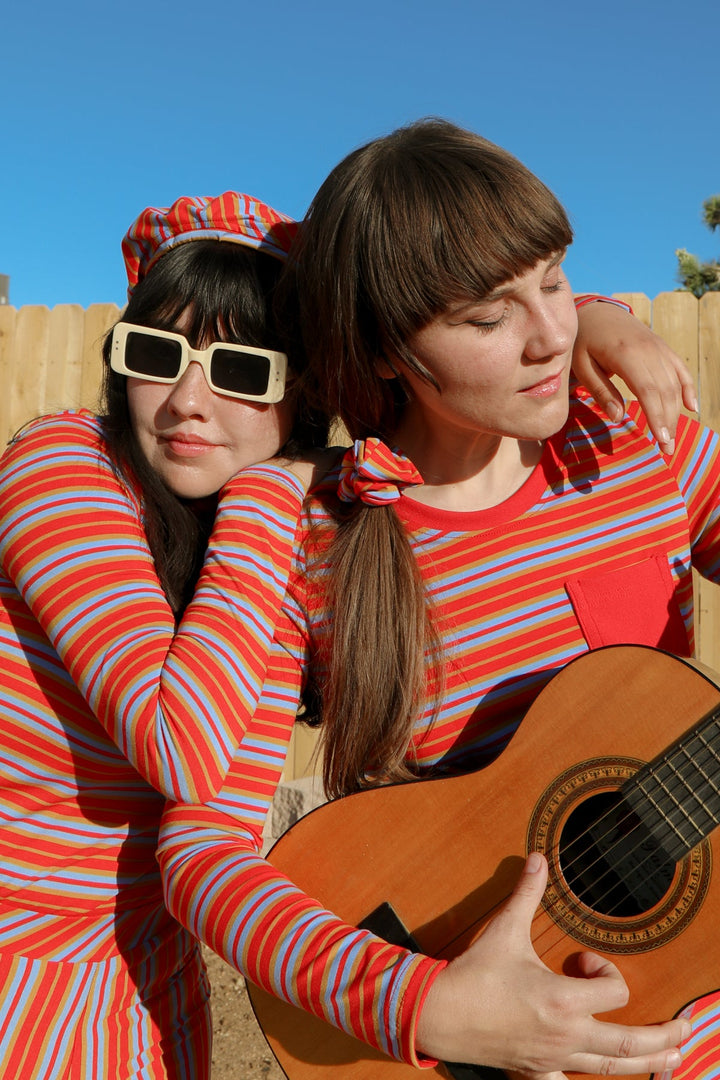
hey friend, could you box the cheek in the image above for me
[126,379,167,432]
[221,398,294,456]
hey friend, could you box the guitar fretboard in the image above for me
[623,707,720,861]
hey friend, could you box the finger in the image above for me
[506,1072,567,1080]
[683,383,699,412]
[664,352,698,413]
[575,949,622,980]
[569,952,631,1015]
[568,1017,690,1077]
[570,352,627,423]
[583,361,627,423]
[506,1071,566,1080]
[644,355,696,450]
[625,376,678,451]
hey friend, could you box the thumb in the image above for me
[493,852,548,937]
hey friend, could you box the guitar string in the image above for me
[543,752,719,922]
[560,716,720,866]
[539,724,720,889]
[542,745,717,908]
[535,741,720,929]
[408,743,720,963]
[525,810,714,966]
[525,781,713,959]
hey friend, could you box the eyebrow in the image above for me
[449,249,567,314]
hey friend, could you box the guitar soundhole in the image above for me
[528,756,711,952]
[558,792,675,917]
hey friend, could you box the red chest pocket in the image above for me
[565,552,691,656]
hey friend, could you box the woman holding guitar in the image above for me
[158,121,714,1079]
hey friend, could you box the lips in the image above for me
[521,372,564,397]
[160,432,217,457]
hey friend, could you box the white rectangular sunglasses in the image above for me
[110,323,288,403]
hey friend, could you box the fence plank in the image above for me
[283,725,322,783]
[698,293,720,423]
[0,306,18,447]
[652,290,700,391]
[696,293,720,671]
[6,306,51,442]
[80,304,121,413]
[45,305,86,415]
[614,292,651,327]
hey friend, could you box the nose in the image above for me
[165,361,214,419]
[523,301,576,363]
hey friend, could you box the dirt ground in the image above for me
[205,946,285,1080]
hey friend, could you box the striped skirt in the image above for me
[0,927,211,1079]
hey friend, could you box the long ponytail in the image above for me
[311,501,441,798]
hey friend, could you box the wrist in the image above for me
[574,293,634,316]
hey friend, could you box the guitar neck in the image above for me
[623,704,720,861]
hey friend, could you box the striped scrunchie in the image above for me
[337,438,423,506]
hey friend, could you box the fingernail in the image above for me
[681,1021,692,1041]
[660,427,671,444]
[661,439,675,456]
[667,1050,683,1068]
[526,852,542,873]
[606,402,623,422]
[690,396,699,412]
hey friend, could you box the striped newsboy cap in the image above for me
[122,191,298,297]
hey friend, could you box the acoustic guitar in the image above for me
[248,645,720,1080]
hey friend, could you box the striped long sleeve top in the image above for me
[0,410,305,957]
[158,390,720,1066]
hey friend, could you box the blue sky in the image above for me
[2,0,717,309]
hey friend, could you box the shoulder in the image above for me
[625,400,720,468]
[569,385,665,456]
[0,409,129,498]
[572,391,720,495]
[4,409,106,458]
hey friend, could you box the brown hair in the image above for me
[283,118,573,796]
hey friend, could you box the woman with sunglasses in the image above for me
[0,192,330,1079]
[0,185,695,1078]
[156,126,714,1080]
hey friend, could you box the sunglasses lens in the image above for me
[210,349,271,397]
[124,331,183,379]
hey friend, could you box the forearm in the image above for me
[0,415,306,801]
[158,801,443,1065]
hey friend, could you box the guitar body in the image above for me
[249,646,720,1080]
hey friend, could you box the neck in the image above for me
[393,419,545,512]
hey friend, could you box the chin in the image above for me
[163,472,225,501]
[541,394,570,430]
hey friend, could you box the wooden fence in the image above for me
[2,293,720,776]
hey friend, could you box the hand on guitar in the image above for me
[415,853,690,1077]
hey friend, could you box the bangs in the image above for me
[357,126,573,351]
[121,240,284,351]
